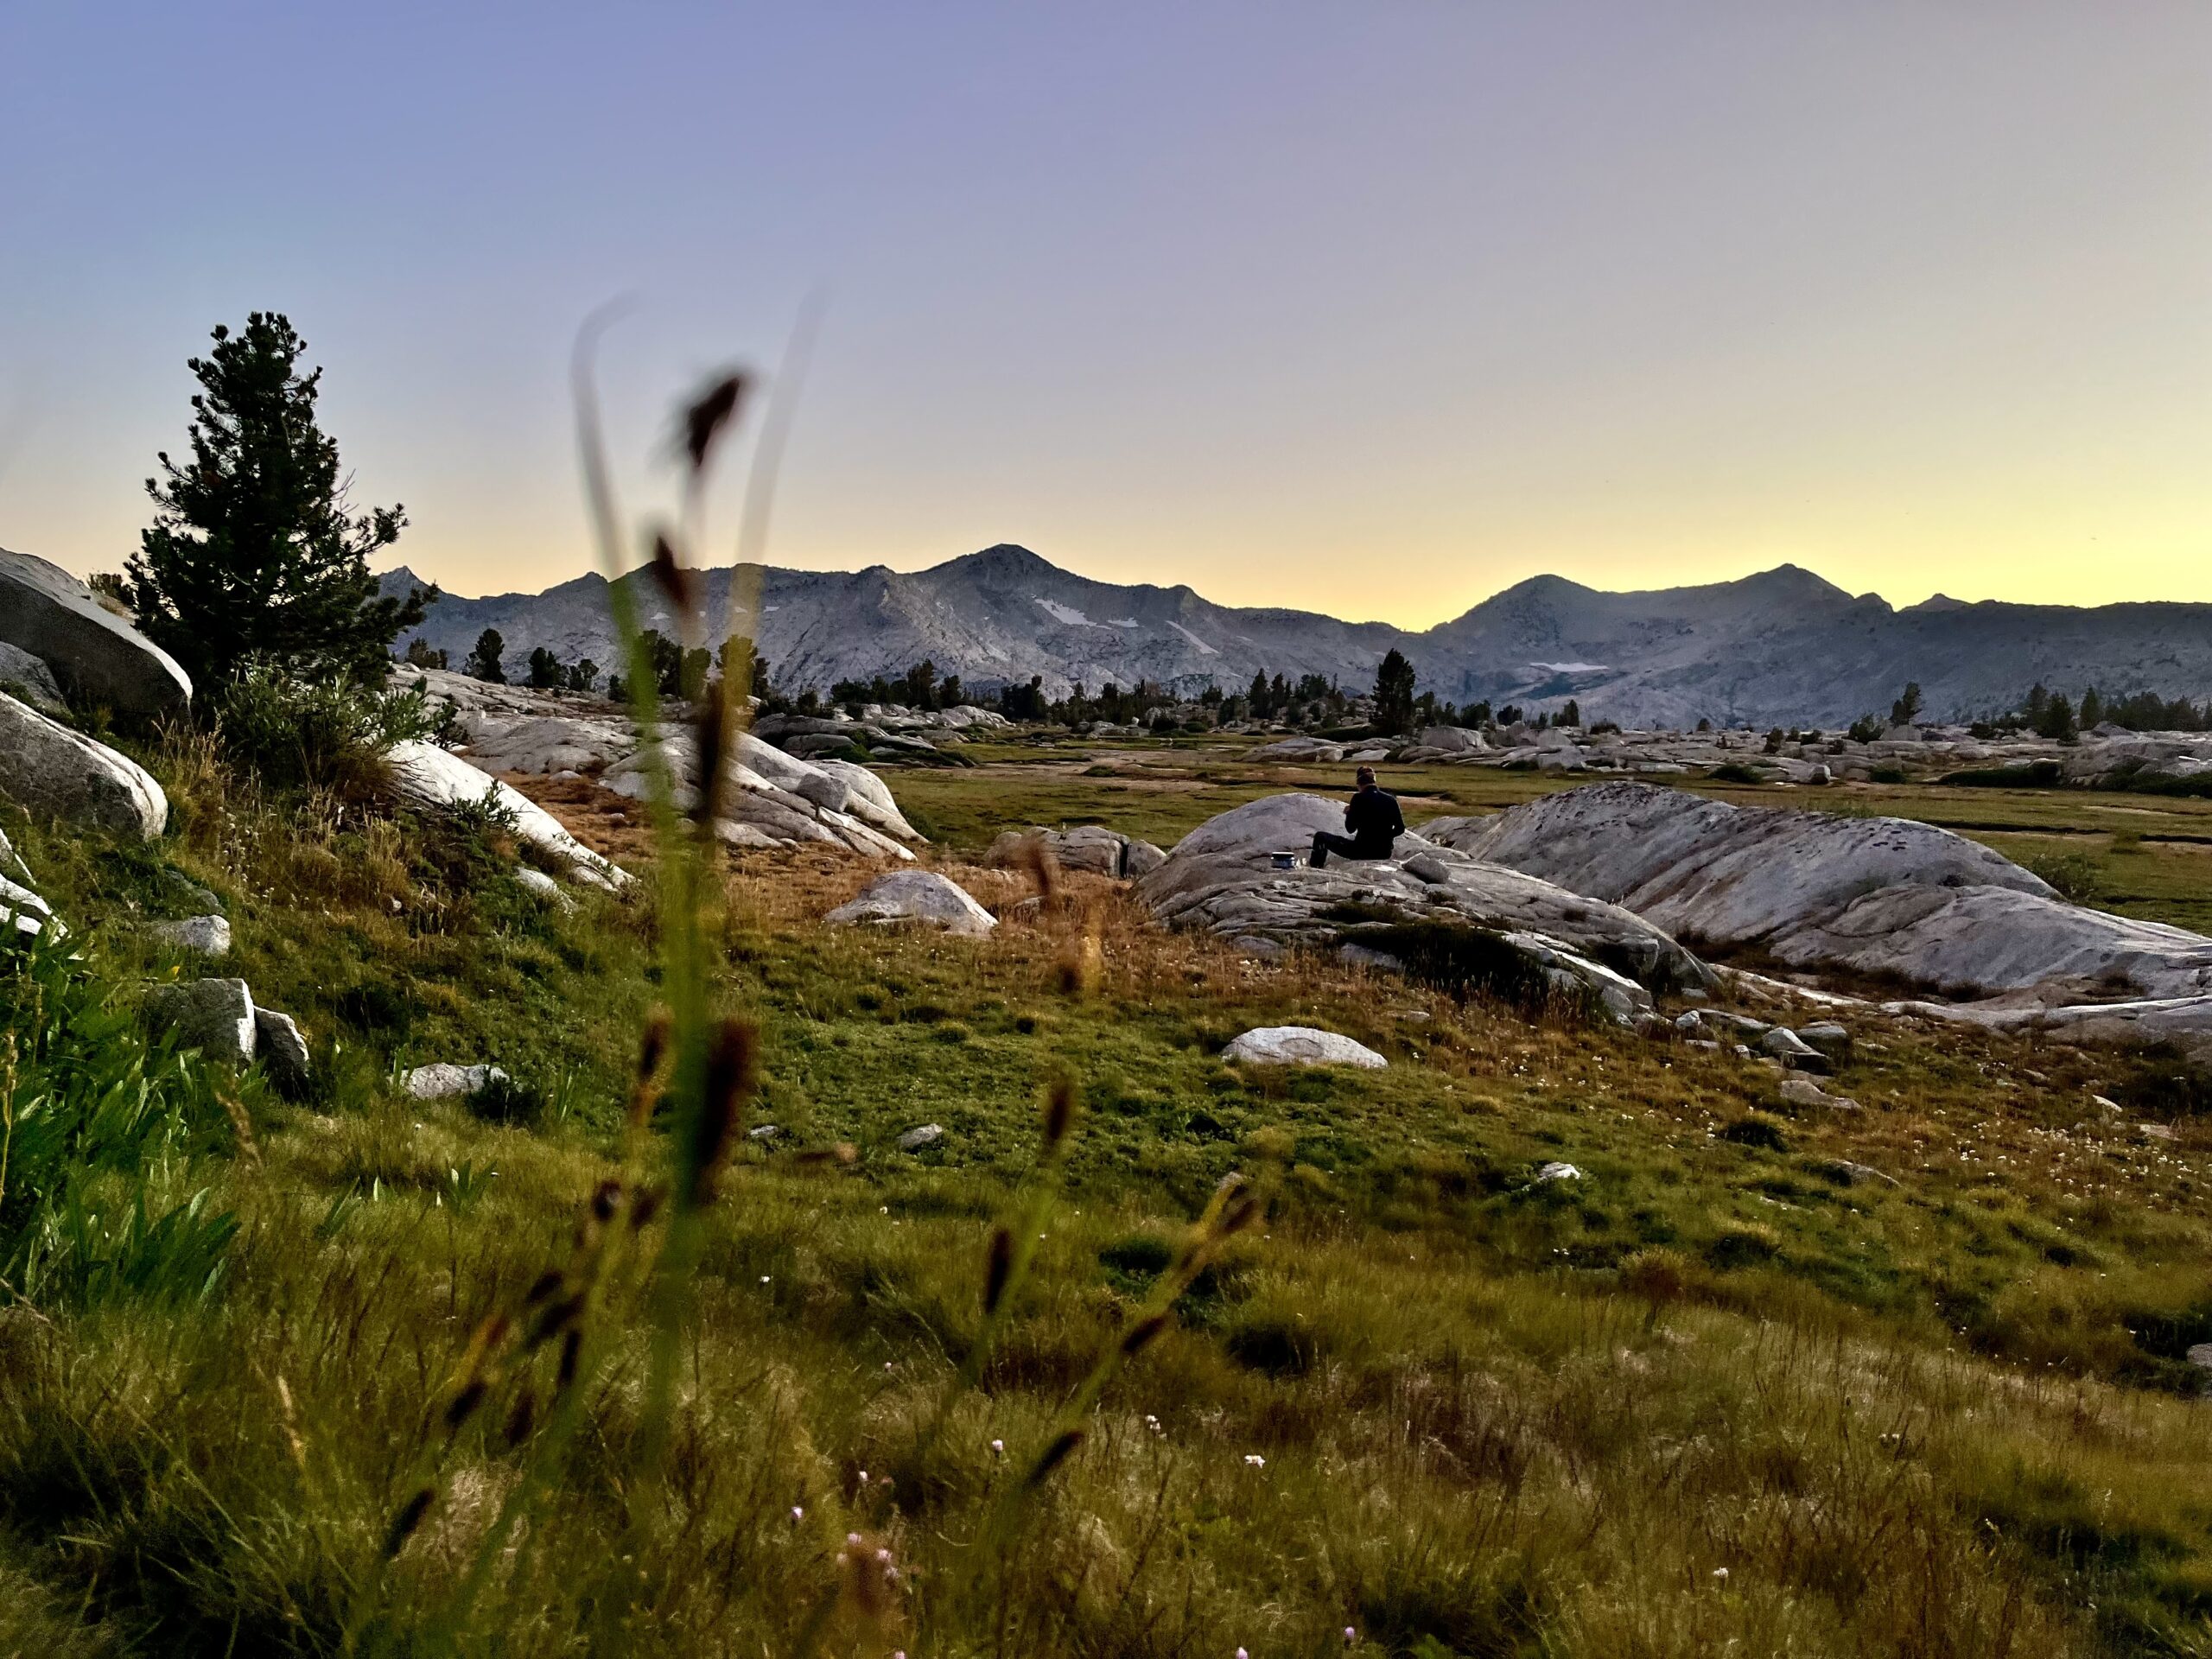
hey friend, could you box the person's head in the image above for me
[1355,766,1376,790]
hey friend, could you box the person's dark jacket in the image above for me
[1344,785,1404,852]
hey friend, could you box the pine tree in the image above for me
[1890,682,1924,726]
[124,313,424,687]
[1372,649,1417,734]
[526,646,565,689]
[465,629,506,683]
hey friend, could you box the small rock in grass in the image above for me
[253,1007,312,1095]
[1780,1076,1860,1112]
[747,1124,781,1141]
[1222,1027,1388,1069]
[404,1063,509,1102]
[1796,1021,1853,1059]
[143,976,256,1065]
[896,1123,945,1152]
[1759,1027,1821,1066]
[1833,1160,1899,1187]
[152,914,232,957]
[1535,1161,1581,1183]
[1674,1010,1704,1033]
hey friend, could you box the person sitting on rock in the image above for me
[1311,766,1403,868]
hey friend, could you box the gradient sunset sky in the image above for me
[3,3,2206,626]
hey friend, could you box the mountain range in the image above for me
[383,544,2212,729]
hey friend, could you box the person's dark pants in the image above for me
[1310,831,1393,868]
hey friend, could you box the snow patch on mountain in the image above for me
[1035,598,1092,626]
[1167,620,1219,656]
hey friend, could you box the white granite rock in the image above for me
[1221,1026,1388,1068]
[824,870,996,938]
[0,692,169,842]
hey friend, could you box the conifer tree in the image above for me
[125,313,425,686]
[1373,648,1418,734]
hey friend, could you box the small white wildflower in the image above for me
[990,1438,1005,1457]
[790,1505,804,1522]
[1243,1453,1265,1468]
[1712,1566,1729,1580]
[760,1274,771,1284]
[848,1532,863,1546]
[1344,1629,1357,1645]
[857,1470,869,1484]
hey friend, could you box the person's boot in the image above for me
[1309,832,1328,868]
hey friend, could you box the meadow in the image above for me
[3,729,2211,1656]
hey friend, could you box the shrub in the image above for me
[1941,760,2064,789]
[214,661,445,793]
[1719,1115,1789,1152]
[1710,762,1764,785]
[2024,849,2101,905]
[464,1071,546,1126]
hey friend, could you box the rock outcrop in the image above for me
[1221,1027,1388,1068]
[397,668,923,861]
[0,548,193,721]
[1432,781,2212,1061]
[0,692,169,842]
[1135,794,1713,1020]
[383,740,630,890]
[985,825,1167,880]
[825,870,996,938]
[1427,783,2212,1001]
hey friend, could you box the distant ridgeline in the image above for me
[383,545,2212,731]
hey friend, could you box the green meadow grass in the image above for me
[3,731,2211,1654]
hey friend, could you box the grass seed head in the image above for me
[1041,1074,1077,1153]
[383,1485,435,1558]
[1121,1313,1170,1357]
[1027,1427,1085,1488]
[982,1226,1014,1316]
[677,369,750,474]
[684,1015,760,1207]
[648,529,698,621]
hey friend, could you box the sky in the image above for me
[3,2,2207,627]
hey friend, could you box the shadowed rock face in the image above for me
[0,548,192,721]
[1135,793,1713,1013]
[1425,782,2212,1005]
